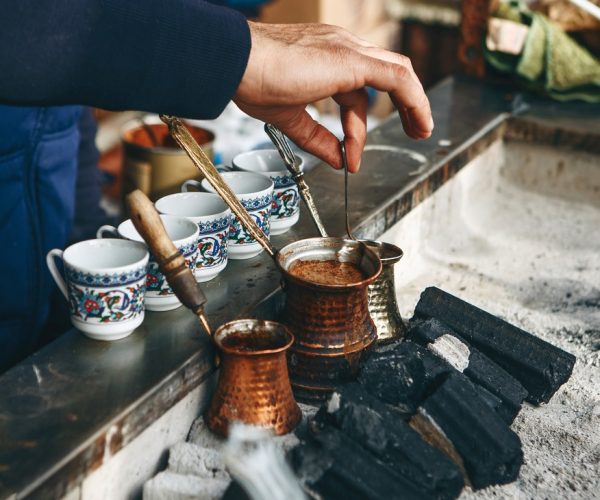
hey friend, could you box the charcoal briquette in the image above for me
[315,384,464,499]
[412,371,523,489]
[408,318,528,422]
[361,340,457,404]
[414,287,575,404]
[292,423,425,500]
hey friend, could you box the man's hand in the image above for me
[234,22,433,173]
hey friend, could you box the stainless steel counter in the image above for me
[1,76,598,499]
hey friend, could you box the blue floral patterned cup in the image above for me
[96,216,199,311]
[232,149,304,235]
[155,192,231,281]
[187,172,274,260]
[46,239,149,341]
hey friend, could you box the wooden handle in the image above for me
[126,190,209,323]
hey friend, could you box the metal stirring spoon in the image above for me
[264,123,329,238]
[340,140,358,241]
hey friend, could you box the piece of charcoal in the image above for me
[357,339,457,415]
[408,318,528,422]
[315,384,464,499]
[359,340,503,418]
[292,423,425,500]
[414,287,576,404]
[411,371,523,490]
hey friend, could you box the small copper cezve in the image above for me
[206,319,302,437]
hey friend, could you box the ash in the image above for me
[382,141,600,499]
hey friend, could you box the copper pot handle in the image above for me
[159,115,276,259]
[126,189,212,335]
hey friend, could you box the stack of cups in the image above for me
[45,149,303,341]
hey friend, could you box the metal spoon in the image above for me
[264,123,328,238]
[340,140,358,241]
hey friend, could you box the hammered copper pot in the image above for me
[276,238,382,402]
[206,319,302,437]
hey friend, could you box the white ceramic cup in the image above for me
[155,192,231,280]
[184,172,273,260]
[97,215,199,311]
[232,149,304,235]
[46,239,149,341]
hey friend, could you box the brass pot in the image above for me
[121,117,215,201]
[362,241,407,343]
[206,319,302,437]
[276,237,382,402]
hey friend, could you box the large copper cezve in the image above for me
[276,238,381,402]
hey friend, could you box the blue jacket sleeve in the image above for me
[0,0,251,119]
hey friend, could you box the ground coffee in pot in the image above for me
[289,259,365,285]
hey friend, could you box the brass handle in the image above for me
[126,189,211,335]
[160,115,276,259]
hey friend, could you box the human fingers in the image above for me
[271,107,343,169]
[333,88,368,173]
[356,53,432,139]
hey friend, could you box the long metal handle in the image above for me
[264,123,329,238]
[126,189,212,335]
[341,140,357,241]
[160,115,276,258]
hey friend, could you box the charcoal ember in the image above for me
[291,422,425,500]
[408,318,528,423]
[315,384,464,499]
[414,287,576,404]
[357,340,453,415]
[366,338,507,422]
[412,371,523,490]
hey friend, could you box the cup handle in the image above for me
[46,249,68,300]
[181,165,231,192]
[96,225,119,239]
[181,179,204,192]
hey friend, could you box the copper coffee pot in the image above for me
[266,125,408,346]
[126,191,301,436]
[158,116,382,402]
[206,319,301,436]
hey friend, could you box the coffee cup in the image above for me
[232,149,303,235]
[46,239,149,341]
[183,172,273,260]
[96,215,199,311]
[155,193,231,280]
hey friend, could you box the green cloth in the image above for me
[486,1,600,102]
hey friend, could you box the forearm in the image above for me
[0,0,250,118]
